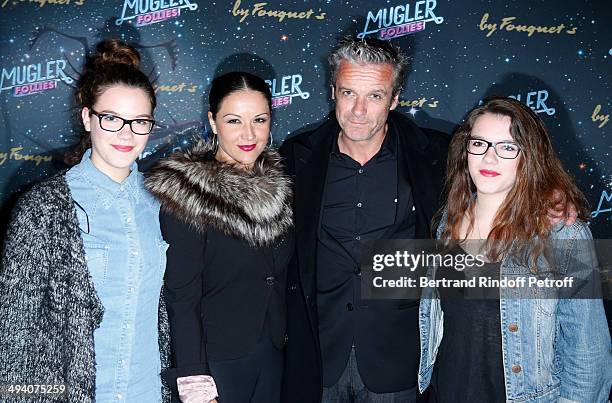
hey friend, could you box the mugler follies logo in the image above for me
[265,74,310,109]
[357,0,444,40]
[592,189,612,219]
[478,90,556,116]
[115,0,198,27]
[0,58,73,97]
[508,89,556,116]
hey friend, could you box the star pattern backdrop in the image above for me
[0,0,610,238]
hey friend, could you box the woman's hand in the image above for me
[177,375,218,403]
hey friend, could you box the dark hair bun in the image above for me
[92,39,140,70]
[69,39,155,167]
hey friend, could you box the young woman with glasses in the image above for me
[418,97,611,402]
[0,39,171,402]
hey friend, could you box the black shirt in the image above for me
[316,126,416,385]
[318,127,399,282]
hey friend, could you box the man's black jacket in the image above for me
[279,110,450,403]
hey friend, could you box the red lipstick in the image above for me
[238,144,256,151]
[112,145,134,152]
[480,169,500,177]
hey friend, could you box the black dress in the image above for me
[433,251,507,403]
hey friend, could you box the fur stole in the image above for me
[145,140,293,247]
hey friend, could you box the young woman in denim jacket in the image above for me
[0,40,171,402]
[418,97,611,402]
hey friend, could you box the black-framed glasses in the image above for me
[466,137,521,159]
[90,109,155,135]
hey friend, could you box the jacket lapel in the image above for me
[383,111,442,239]
[294,119,338,300]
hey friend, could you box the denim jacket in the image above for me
[418,218,612,402]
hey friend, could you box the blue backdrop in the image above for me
[1,0,610,238]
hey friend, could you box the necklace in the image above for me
[475,215,483,239]
[473,200,486,240]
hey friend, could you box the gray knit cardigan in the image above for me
[0,173,171,403]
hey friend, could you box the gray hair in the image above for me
[328,36,410,96]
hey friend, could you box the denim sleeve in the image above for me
[557,223,612,403]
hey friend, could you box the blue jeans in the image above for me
[321,347,417,403]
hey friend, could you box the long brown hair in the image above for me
[65,39,156,166]
[439,97,589,264]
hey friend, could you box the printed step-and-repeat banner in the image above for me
[0,0,610,237]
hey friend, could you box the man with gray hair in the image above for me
[280,36,449,402]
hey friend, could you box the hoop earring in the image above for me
[210,131,219,153]
[268,132,274,147]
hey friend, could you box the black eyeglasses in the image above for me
[90,109,155,135]
[466,137,521,159]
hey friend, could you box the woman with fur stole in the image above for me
[145,72,293,403]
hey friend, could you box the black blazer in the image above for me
[279,110,450,403]
[159,212,293,397]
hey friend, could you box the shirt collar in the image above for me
[330,132,342,159]
[377,122,398,161]
[74,149,143,208]
[330,122,398,161]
